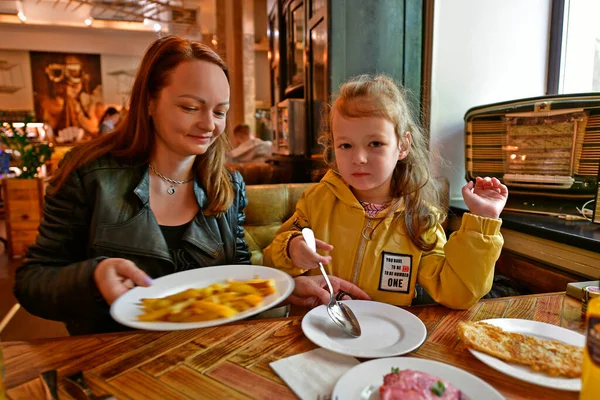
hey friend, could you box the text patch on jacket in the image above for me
[379,252,413,293]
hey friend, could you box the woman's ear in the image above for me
[398,131,411,160]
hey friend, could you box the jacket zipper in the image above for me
[182,237,221,259]
[183,241,220,268]
[94,243,174,265]
[351,218,372,284]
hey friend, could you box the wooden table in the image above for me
[1,292,585,400]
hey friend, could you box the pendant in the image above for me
[167,186,176,195]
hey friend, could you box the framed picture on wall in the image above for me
[29,51,103,138]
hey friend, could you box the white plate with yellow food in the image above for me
[302,300,427,358]
[458,319,585,391]
[110,265,294,330]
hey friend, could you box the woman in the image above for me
[98,106,121,134]
[13,36,251,335]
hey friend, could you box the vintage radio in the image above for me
[465,93,600,198]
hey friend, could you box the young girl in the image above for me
[263,74,508,310]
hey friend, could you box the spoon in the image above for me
[301,228,362,337]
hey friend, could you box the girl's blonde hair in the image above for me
[319,74,445,251]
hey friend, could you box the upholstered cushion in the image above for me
[244,183,313,265]
[227,163,275,185]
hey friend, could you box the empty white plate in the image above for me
[301,300,427,358]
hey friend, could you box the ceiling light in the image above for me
[153,23,162,32]
[17,11,26,22]
[84,18,93,27]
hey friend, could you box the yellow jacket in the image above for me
[263,170,503,309]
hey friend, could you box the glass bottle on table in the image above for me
[581,293,600,400]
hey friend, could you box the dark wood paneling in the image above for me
[496,250,584,294]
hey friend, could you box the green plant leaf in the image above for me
[0,118,54,179]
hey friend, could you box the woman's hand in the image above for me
[288,235,333,269]
[288,275,371,309]
[93,258,153,304]
[462,176,508,219]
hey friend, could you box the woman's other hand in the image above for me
[288,235,333,269]
[288,275,370,309]
[93,258,153,304]
[462,176,508,219]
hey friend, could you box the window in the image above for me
[549,0,600,94]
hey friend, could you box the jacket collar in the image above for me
[118,165,219,260]
[322,169,405,216]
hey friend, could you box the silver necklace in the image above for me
[148,164,193,195]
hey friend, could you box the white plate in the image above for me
[469,318,585,391]
[110,265,294,331]
[333,357,504,400]
[301,300,426,358]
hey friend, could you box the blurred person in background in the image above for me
[229,123,272,163]
[98,107,121,134]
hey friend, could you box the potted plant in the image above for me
[0,115,53,178]
[0,115,53,257]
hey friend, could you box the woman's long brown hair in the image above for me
[49,35,234,215]
[319,74,445,251]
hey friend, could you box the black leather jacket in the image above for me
[13,155,251,335]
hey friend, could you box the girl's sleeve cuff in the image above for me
[460,213,502,235]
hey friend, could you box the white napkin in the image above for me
[270,348,360,400]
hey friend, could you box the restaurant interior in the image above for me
[0,0,600,399]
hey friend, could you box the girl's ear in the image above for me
[398,131,411,160]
